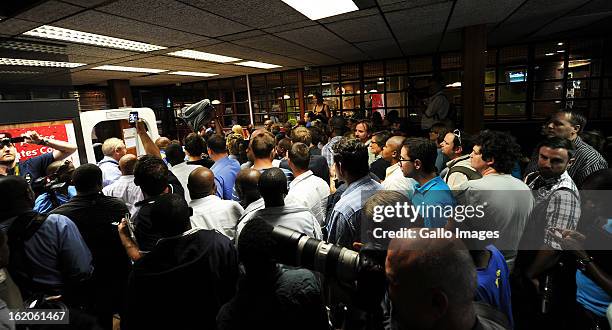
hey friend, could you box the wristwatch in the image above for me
[577,255,594,271]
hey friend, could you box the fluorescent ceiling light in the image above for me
[0,70,41,74]
[0,57,85,68]
[234,61,281,69]
[545,52,555,56]
[23,25,166,52]
[168,71,218,77]
[167,49,241,63]
[211,100,221,105]
[92,65,167,73]
[321,82,331,86]
[557,50,565,53]
[557,42,564,46]
[0,41,66,54]
[281,0,359,20]
[283,95,291,100]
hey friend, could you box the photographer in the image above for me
[0,131,77,184]
[33,160,76,213]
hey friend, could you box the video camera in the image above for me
[31,160,74,203]
[271,226,387,311]
[0,135,26,148]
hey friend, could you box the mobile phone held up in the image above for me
[128,111,139,127]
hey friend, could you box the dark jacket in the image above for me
[125,229,239,330]
[217,265,327,330]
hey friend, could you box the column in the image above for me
[462,25,487,133]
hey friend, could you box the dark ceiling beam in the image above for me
[436,0,457,54]
[374,0,405,58]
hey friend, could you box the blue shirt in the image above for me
[476,245,513,328]
[9,152,55,184]
[210,156,241,200]
[326,176,382,247]
[0,213,93,290]
[33,186,77,213]
[412,176,456,228]
[576,270,611,317]
[97,156,121,187]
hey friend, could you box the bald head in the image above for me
[119,154,138,175]
[155,137,171,151]
[235,168,261,207]
[187,167,215,200]
[386,232,476,329]
[382,136,406,163]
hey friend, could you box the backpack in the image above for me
[445,165,482,182]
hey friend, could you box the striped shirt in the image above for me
[326,176,382,247]
[525,136,608,188]
[527,171,581,249]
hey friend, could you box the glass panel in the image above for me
[364,80,385,93]
[566,99,589,114]
[590,79,600,98]
[303,69,320,85]
[566,79,590,99]
[441,53,462,69]
[602,100,612,118]
[324,96,340,113]
[410,56,432,73]
[499,83,527,102]
[533,101,563,118]
[568,58,598,79]
[602,78,612,97]
[386,92,407,108]
[499,46,527,64]
[266,73,282,88]
[321,66,339,82]
[533,61,564,81]
[498,66,527,83]
[535,41,566,61]
[363,61,384,78]
[486,49,497,66]
[484,86,496,103]
[282,71,298,86]
[386,76,407,91]
[341,80,360,95]
[484,104,495,117]
[534,81,564,100]
[441,70,462,87]
[570,39,603,60]
[386,59,408,75]
[341,63,360,80]
[342,94,359,110]
[497,103,526,116]
[485,69,496,85]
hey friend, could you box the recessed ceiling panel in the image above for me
[232,35,313,56]
[55,11,205,46]
[325,14,391,43]
[16,1,83,23]
[385,2,452,43]
[448,0,524,30]
[0,18,42,36]
[97,0,251,37]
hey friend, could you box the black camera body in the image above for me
[271,226,386,311]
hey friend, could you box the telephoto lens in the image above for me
[271,225,361,283]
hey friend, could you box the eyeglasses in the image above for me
[0,138,13,148]
[453,129,462,146]
[398,157,413,165]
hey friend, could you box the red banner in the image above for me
[3,124,69,162]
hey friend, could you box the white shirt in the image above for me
[286,170,330,226]
[189,195,244,240]
[102,175,144,216]
[236,204,322,245]
[169,162,200,203]
[382,163,417,195]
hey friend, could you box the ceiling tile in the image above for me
[325,14,392,43]
[16,1,83,23]
[218,30,266,42]
[385,2,452,43]
[97,0,251,37]
[354,39,403,58]
[448,0,524,30]
[534,12,612,37]
[274,25,358,59]
[0,18,42,36]
[263,21,318,34]
[232,35,313,56]
[317,8,379,23]
[381,0,452,13]
[182,0,309,28]
[56,11,206,46]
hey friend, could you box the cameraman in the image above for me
[33,160,76,213]
[0,131,77,184]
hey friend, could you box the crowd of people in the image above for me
[0,107,610,330]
